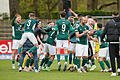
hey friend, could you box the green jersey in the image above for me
[24,18,38,33]
[11,16,23,40]
[46,27,57,46]
[55,19,73,40]
[75,25,89,45]
[70,26,76,43]
[95,29,109,48]
[75,20,80,28]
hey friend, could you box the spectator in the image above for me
[101,11,120,76]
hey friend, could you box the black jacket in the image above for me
[63,0,71,10]
[101,17,120,42]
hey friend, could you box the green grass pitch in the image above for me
[0,60,120,80]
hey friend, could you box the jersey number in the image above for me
[27,20,31,29]
[62,24,66,34]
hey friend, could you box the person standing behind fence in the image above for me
[101,11,120,76]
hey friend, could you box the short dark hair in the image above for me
[93,18,97,22]
[86,15,92,18]
[60,11,66,18]
[29,13,35,17]
[78,13,82,17]
[47,21,53,24]
[97,23,102,28]
[112,11,119,16]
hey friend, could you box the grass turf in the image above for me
[0,60,120,80]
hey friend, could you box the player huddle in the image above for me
[11,11,112,73]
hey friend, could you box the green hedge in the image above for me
[20,10,112,19]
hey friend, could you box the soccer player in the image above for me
[11,13,24,69]
[53,11,73,71]
[67,16,77,68]
[94,23,112,72]
[93,18,100,58]
[38,21,54,70]
[23,21,47,72]
[17,13,39,58]
[75,17,89,72]
[86,18,96,71]
[43,22,57,71]
[18,13,40,72]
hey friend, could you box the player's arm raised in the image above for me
[11,13,20,26]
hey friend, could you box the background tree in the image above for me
[72,0,77,10]
[58,0,63,11]
[117,0,120,13]
[87,0,98,10]
[9,0,20,19]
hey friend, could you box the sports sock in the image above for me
[77,58,81,69]
[91,58,95,66]
[12,59,15,64]
[104,60,111,69]
[43,57,49,67]
[25,58,30,67]
[28,46,37,53]
[65,54,68,62]
[47,59,53,67]
[57,54,60,63]
[99,61,105,70]
[30,58,34,66]
[69,53,72,64]
[73,56,77,65]
[40,58,45,66]
[82,58,86,67]
[18,47,22,54]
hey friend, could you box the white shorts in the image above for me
[99,47,109,58]
[56,40,68,49]
[44,43,56,55]
[20,32,38,45]
[68,42,76,52]
[12,40,20,49]
[76,44,88,57]
[37,45,42,54]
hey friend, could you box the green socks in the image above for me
[82,58,86,66]
[25,58,30,67]
[47,59,53,67]
[40,58,45,66]
[28,46,37,53]
[99,61,105,70]
[77,58,81,68]
[65,54,68,62]
[69,53,72,64]
[73,56,77,65]
[12,59,15,64]
[18,47,22,54]
[104,60,111,68]
[40,56,49,67]
[57,54,60,63]
[91,58,95,65]
[30,58,34,66]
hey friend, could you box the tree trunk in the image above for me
[9,0,20,19]
[117,0,120,13]
[58,0,63,11]
[72,0,77,10]
[87,0,92,10]
[87,0,98,10]
[91,0,98,10]
[33,0,39,17]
